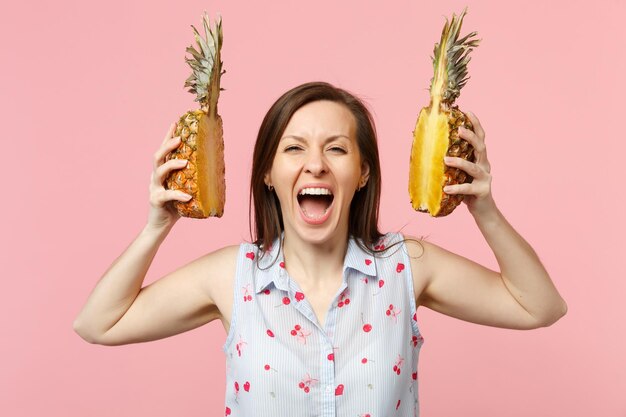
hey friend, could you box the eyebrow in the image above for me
[280,134,351,143]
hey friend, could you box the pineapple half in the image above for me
[409,8,480,217]
[165,13,225,218]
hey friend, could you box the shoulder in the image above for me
[191,244,240,307]
[397,233,447,306]
[197,244,241,273]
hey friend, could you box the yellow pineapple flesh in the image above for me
[409,8,480,217]
[165,13,225,218]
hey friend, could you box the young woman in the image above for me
[74,82,567,416]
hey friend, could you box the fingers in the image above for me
[150,188,193,206]
[154,158,189,186]
[458,112,490,173]
[162,122,177,145]
[458,126,485,154]
[465,111,485,140]
[442,180,491,197]
[444,156,488,179]
[149,123,191,207]
[153,134,181,170]
[443,156,492,198]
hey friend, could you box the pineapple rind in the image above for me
[165,110,225,218]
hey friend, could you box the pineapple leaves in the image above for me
[183,13,223,104]
[435,8,480,102]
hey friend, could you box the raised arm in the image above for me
[73,123,236,345]
[407,112,567,330]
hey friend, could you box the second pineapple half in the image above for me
[409,8,480,217]
[165,13,225,218]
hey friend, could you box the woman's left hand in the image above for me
[443,111,497,217]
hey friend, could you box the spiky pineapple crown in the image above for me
[430,8,480,103]
[184,13,224,114]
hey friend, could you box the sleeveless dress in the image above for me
[222,232,425,417]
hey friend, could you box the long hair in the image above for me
[249,81,384,253]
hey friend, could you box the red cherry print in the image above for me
[393,355,404,375]
[389,304,394,309]
[246,252,255,260]
[279,261,285,268]
[361,313,372,332]
[266,329,275,337]
[282,297,291,305]
[291,325,312,344]
[299,382,305,389]
[365,259,372,265]
[361,358,367,364]
[304,386,310,393]
[337,290,350,308]
[396,400,401,410]
[412,372,417,380]
[295,291,305,301]
[244,381,250,392]
[263,289,270,295]
[335,384,344,396]
[396,262,405,273]
[234,381,239,392]
[264,364,270,370]
[327,353,334,361]
[225,406,231,416]
[386,309,391,316]
[379,279,385,288]
[413,312,417,321]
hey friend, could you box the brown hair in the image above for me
[249,81,384,254]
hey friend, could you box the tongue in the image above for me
[299,195,330,218]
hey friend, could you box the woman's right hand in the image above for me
[145,122,193,231]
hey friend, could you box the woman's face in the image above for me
[265,100,369,246]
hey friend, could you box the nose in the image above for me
[303,149,328,176]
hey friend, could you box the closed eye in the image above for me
[284,145,303,152]
[328,146,347,154]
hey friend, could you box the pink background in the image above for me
[2,0,624,415]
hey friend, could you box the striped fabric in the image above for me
[223,232,425,417]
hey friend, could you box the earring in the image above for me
[267,184,273,192]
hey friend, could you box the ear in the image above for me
[360,161,370,186]
[264,172,272,188]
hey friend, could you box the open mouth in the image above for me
[297,187,334,220]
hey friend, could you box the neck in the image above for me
[282,230,349,290]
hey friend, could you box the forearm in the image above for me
[473,201,567,326]
[73,224,172,342]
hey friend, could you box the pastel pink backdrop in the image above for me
[1,0,624,416]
